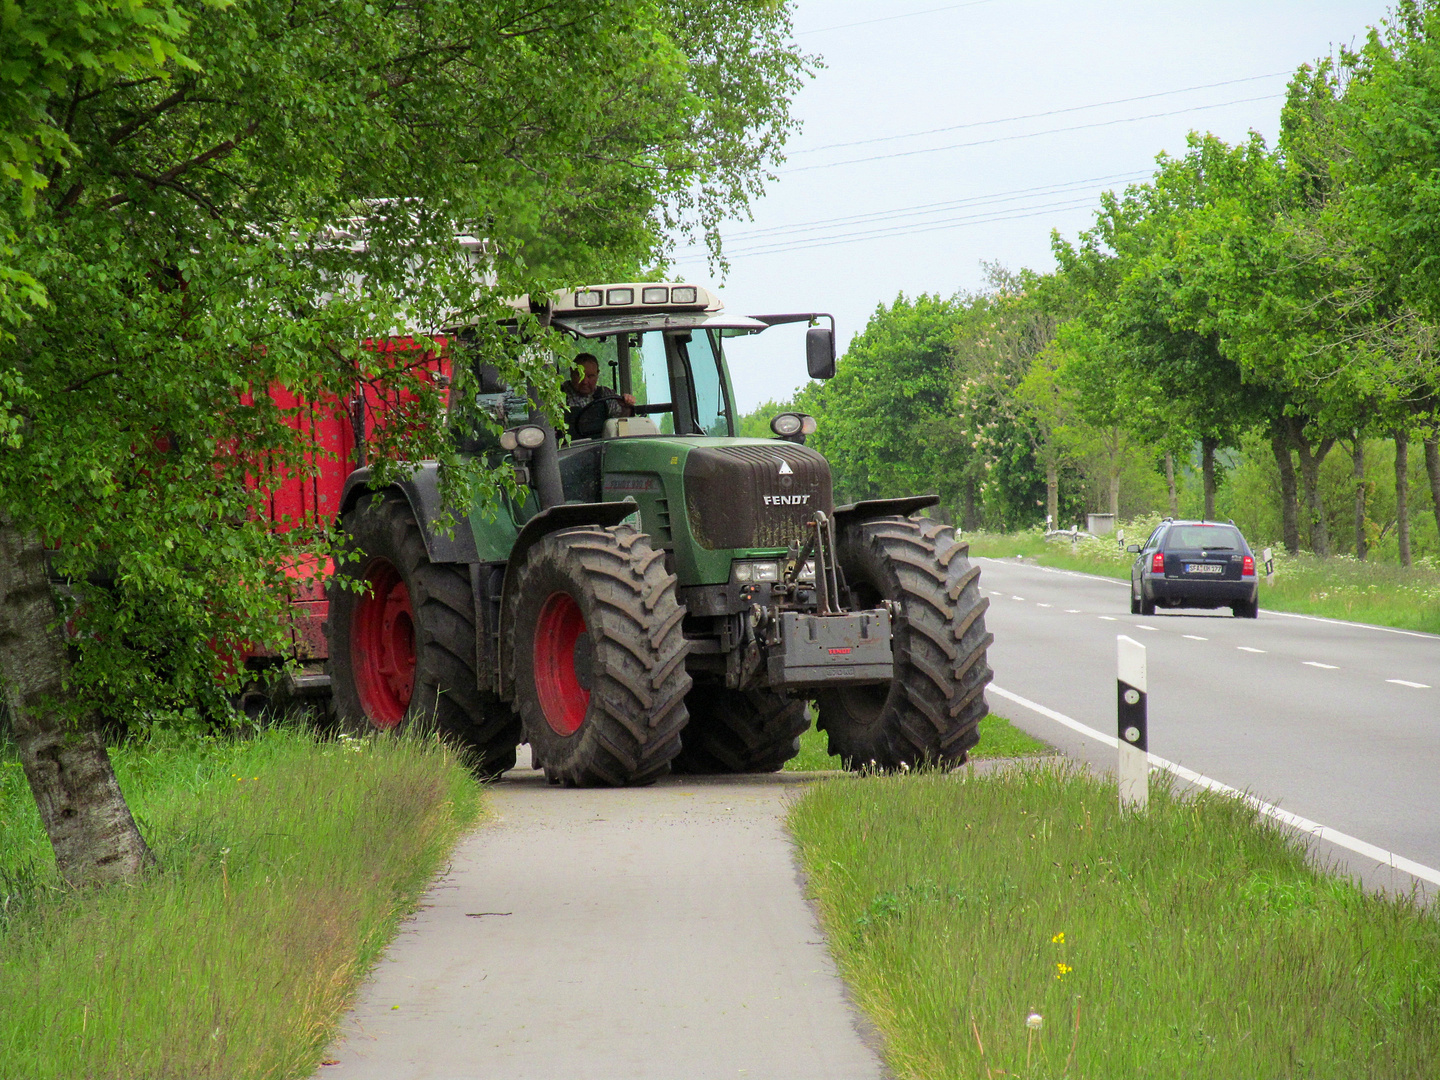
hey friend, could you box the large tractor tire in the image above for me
[328,493,520,777]
[670,686,809,774]
[816,516,992,770]
[509,524,691,786]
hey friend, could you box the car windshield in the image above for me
[1165,525,1243,551]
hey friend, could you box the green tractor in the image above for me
[326,284,993,784]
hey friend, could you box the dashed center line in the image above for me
[1064,609,1080,614]
[1237,646,1265,653]
[1303,661,1338,670]
[1388,679,1432,689]
[1183,634,1208,641]
[1036,603,1051,608]
[1098,616,1117,621]
[1135,624,1157,631]
[1012,595,1026,601]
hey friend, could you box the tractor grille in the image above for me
[683,444,833,550]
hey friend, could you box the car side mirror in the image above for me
[1126,544,1141,553]
[806,327,836,380]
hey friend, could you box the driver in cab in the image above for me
[565,353,635,437]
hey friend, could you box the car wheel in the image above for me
[1130,584,1141,615]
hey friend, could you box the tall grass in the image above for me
[965,523,1440,634]
[790,764,1440,1079]
[0,727,482,1080]
[783,713,1050,772]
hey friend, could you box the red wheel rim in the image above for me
[351,559,416,728]
[533,592,590,736]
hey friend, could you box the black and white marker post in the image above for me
[1116,635,1148,811]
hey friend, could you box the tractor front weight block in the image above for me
[765,609,892,689]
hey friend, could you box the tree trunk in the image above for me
[1045,452,1058,531]
[1108,467,1120,520]
[1426,436,1440,545]
[0,518,154,888]
[1394,431,1410,567]
[1201,436,1218,519]
[1270,432,1301,555]
[1288,417,1334,556]
[1164,452,1178,517]
[1351,435,1367,560]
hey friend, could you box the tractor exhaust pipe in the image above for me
[527,399,564,510]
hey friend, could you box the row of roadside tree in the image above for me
[752,1,1440,564]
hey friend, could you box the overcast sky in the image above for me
[667,0,1396,412]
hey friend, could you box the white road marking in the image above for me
[1388,679,1432,689]
[1304,661,1338,670]
[1036,603,1051,608]
[1065,609,1080,614]
[988,684,1440,889]
[1135,624,1157,631]
[1012,595,1026,601]
[1098,616,1117,621]
[1183,635,1207,641]
[1268,609,1438,640]
[1237,646,1265,653]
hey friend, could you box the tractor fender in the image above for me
[339,464,479,564]
[832,494,940,532]
[496,499,639,700]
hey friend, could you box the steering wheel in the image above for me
[566,398,610,440]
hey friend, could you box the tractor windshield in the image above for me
[614,329,733,437]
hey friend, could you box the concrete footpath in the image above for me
[315,758,888,1080]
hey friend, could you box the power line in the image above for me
[798,1,1003,37]
[784,93,1284,173]
[678,170,1148,251]
[723,197,1103,259]
[791,72,1292,155]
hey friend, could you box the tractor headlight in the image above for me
[771,412,803,437]
[500,425,546,451]
[770,412,817,438]
[732,560,781,583]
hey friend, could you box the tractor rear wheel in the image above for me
[509,525,690,786]
[816,516,992,770]
[671,686,809,774]
[328,493,519,777]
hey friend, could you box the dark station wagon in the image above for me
[1128,519,1259,618]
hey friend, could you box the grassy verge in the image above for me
[965,526,1440,634]
[789,764,1440,1078]
[0,727,482,1080]
[784,713,1050,772]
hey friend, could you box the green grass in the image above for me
[789,764,1440,1079]
[0,727,482,1080]
[965,524,1440,634]
[784,713,1050,771]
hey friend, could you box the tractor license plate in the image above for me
[1185,563,1223,574]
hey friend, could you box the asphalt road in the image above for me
[316,768,887,1080]
[975,554,1440,896]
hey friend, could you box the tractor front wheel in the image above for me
[509,525,691,786]
[327,493,519,777]
[816,516,992,770]
[671,686,809,774]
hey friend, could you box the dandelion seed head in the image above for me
[1026,1012,1043,1030]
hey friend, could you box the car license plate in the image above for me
[1185,563,1223,574]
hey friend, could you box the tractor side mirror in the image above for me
[806,327,836,380]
